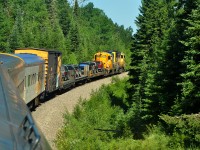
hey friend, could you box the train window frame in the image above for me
[28,75,31,86]
[25,76,26,87]
[38,72,40,82]
[31,74,34,85]
[31,74,33,85]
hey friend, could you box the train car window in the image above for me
[31,74,32,85]
[30,75,33,85]
[28,75,30,86]
[33,74,36,84]
[34,74,36,83]
[24,76,26,87]
[32,74,34,85]
[33,74,35,84]
[108,56,111,60]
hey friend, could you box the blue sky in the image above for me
[87,0,141,33]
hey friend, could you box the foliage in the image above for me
[56,78,192,150]
[55,80,128,149]
[127,1,200,149]
[0,0,132,66]
[178,1,200,114]
[160,114,200,148]
[128,0,200,126]
[128,0,171,128]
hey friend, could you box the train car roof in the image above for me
[16,48,62,54]
[0,53,24,69]
[95,51,112,55]
[15,54,44,66]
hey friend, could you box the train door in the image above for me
[47,53,58,92]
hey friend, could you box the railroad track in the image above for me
[32,72,128,150]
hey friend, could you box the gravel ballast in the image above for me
[32,72,128,149]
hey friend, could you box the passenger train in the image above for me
[0,48,125,149]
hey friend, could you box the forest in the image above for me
[0,0,132,64]
[56,0,200,149]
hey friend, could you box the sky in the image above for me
[87,0,141,33]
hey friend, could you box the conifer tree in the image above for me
[45,0,66,51]
[57,0,71,37]
[179,1,200,114]
[163,0,198,115]
[9,6,24,51]
[69,0,80,60]
[129,0,170,125]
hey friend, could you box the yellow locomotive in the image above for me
[94,50,125,74]
[117,52,125,72]
[94,51,113,74]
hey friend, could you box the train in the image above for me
[0,48,125,149]
[0,48,126,108]
[12,48,125,108]
[0,53,51,149]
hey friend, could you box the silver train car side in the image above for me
[0,53,51,150]
[0,53,25,98]
[15,54,45,106]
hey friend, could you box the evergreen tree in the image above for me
[57,0,71,37]
[9,6,24,51]
[73,0,79,18]
[164,0,198,115]
[69,24,80,53]
[69,0,80,61]
[129,0,170,125]
[179,1,200,114]
[45,0,66,51]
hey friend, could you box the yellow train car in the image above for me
[94,52,113,73]
[106,50,126,72]
[104,50,120,73]
[117,52,125,71]
[15,48,62,93]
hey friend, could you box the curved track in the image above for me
[32,72,128,149]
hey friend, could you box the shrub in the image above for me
[160,114,200,149]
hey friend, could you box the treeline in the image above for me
[56,77,200,149]
[128,0,200,145]
[56,0,200,149]
[0,0,132,64]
